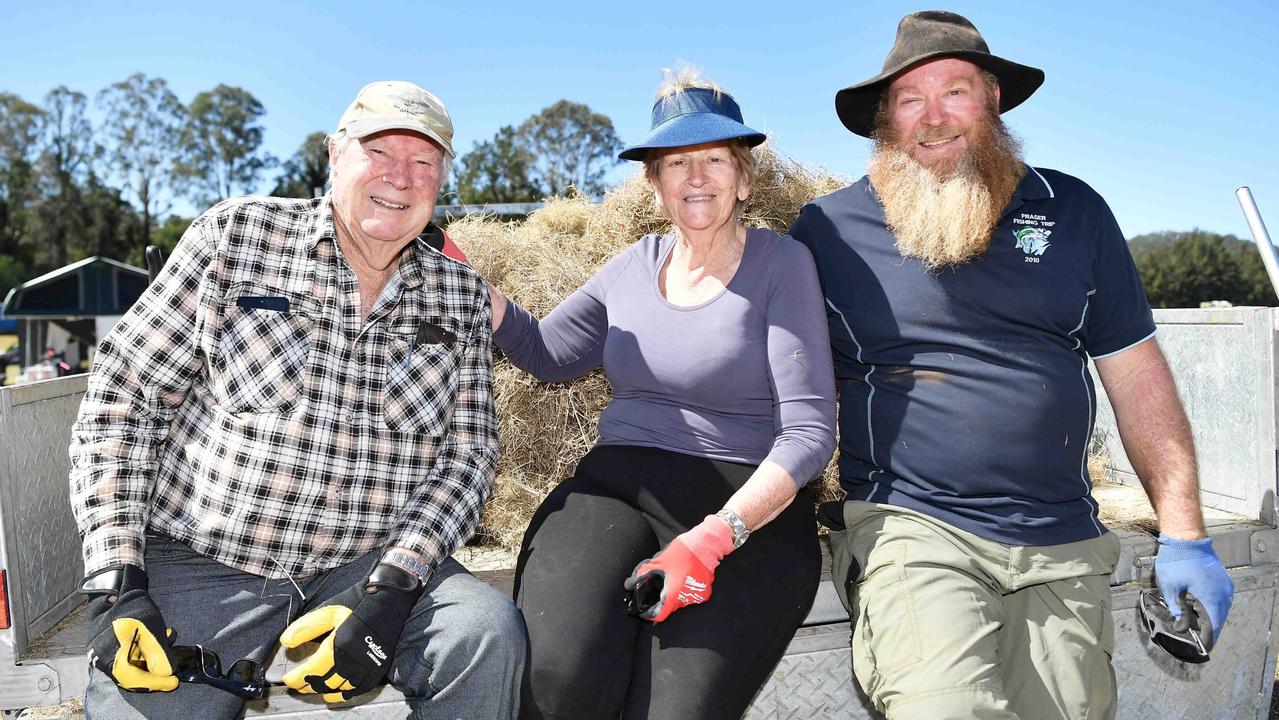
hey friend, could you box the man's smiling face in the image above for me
[329,129,445,246]
[884,57,1001,177]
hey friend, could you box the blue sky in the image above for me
[3,0,1277,240]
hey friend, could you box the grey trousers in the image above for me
[85,536,526,720]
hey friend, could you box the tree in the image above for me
[80,170,142,261]
[0,93,45,264]
[33,86,96,268]
[97,73,185,248]
[1131,230,1278,308]
[173,84,275,206]
[271,131,329,198]
[454,125,541,204]
[148,214,192,261]
[0,92,44,169]
[518,100,621,197]
[1235,243,1278,306]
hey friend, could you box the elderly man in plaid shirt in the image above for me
[69,81,525,719]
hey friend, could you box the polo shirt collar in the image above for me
[1000,164,1053,219]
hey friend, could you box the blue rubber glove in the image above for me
[1155,534,1234,641]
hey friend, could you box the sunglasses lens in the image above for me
[624,572,663,616]
[171,645,204,680]
[228,659,268,700]
[1139,591,1210,663]
[1150,631,1210,664]
[169,645,268,698]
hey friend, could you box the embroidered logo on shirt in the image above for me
[1015,227,1052,258]
[1012,213,1056,263]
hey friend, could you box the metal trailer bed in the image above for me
[4,306,1279,719]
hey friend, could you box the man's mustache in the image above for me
[914,126,960,144]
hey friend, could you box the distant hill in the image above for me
[1128,229,1248,255]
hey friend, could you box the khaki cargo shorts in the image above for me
[828,501,1122,720]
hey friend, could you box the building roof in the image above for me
[2,256,149,319]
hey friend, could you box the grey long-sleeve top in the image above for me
[494,229,836,486]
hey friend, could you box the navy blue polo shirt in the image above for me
[791,166,1155,546]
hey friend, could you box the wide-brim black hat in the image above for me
[835,10,1045,138]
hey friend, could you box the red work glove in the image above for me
[624,515,736,623]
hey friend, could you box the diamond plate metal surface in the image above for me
[1111,569,1278,720]
[0,377,87,653]
[245,685,411,718]
[13,563,1279,718]
[742,566,1277,720]
[1093,308,1278,521]
[745,624,881,720]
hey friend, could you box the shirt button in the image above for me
[344,411,354,423]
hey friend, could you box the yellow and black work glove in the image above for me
[83,565,179,693]
[279,563,422,703]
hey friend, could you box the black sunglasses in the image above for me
[1138,590,1212,664]
[623,571,664,618]
[170,645,269,699]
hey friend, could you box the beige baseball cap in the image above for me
[334,81,455,158]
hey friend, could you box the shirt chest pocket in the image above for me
[210,289,314,414]
[379,319,463,436]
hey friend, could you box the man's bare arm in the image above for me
[1094,337,1206,540]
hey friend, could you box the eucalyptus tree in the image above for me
[173,84,275,206]
[97,73,185,247]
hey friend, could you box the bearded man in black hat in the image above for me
[791,10,1235,719]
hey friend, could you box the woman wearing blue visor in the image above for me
[486,67,836,719]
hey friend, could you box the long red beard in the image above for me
[869,111,1026,271]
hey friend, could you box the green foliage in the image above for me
[172,84,275,206]
[0,253,27,300]
[1236,249,1277,306]
[0,92,45,169]
[0,94,44,261]
[454,125,541,204]
[0,93,45,286]
[518,100,622,197]
[451,100,623,204]
[1131,229,1278,307]
[80,171,142,260]
[34,86,96,268]
[272,131,329,199]
[97,73,184,247]
[0,85,144,288]
[135,214,191,266]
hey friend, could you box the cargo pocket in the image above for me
[854,543,923,678]
[850,581,880,701]
[211,296,312,413]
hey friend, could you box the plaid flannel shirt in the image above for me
[69,195,498,581]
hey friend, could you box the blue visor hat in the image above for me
[619,87,766,161]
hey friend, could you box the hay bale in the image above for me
[450,145,848,550]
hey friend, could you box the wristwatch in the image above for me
[381,549,432,585]
[715,509,751,548]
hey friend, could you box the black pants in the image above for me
[514,445,821,720]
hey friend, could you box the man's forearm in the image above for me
[1096,339,1206,539]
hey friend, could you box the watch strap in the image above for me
[380,549,432,584]
[715,509,751,548]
